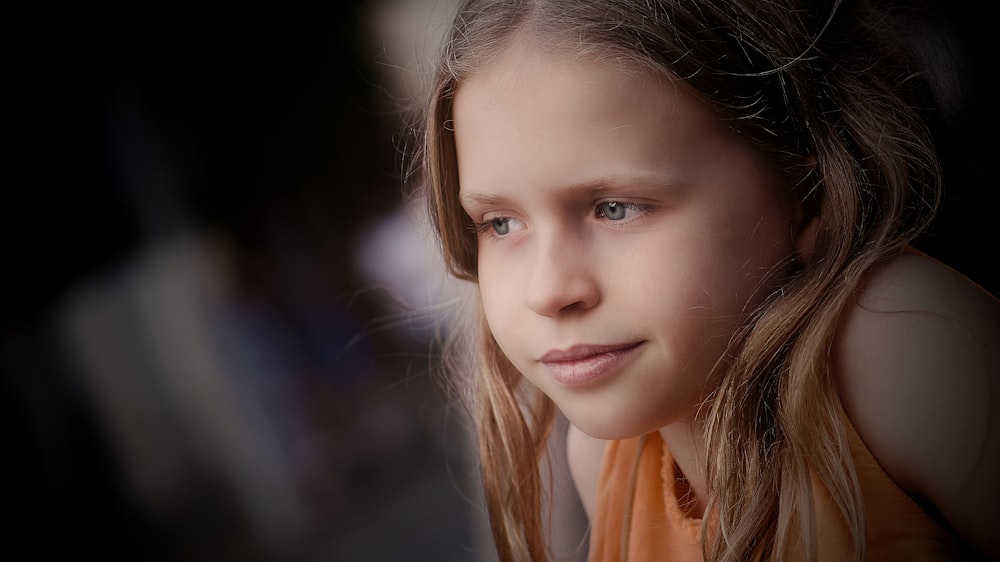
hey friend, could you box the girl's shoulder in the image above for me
[835,249,1000,560]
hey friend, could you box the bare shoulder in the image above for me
[565,423,607,521]
[835,250,1000,559]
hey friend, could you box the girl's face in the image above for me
[453,45,804,439]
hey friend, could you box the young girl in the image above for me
[408,0,999,560]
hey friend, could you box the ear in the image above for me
[790,154,820,263]
[794,213,821,264]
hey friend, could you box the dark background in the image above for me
[3,2,498,561]
[1,1,994,561]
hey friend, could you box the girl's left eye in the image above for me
[596,201,645,221]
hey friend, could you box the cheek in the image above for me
[706,213,795,307]
[655,206,794,316]
[477,255,518,339]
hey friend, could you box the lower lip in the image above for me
[541,343,643,387]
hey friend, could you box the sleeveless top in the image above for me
[588,420,972,561]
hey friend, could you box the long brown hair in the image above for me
[408,0,943,560]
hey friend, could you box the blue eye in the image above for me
[595,201,650,223]
[476,216,516,236]
[597,201,628,221]
[490,217,511,235]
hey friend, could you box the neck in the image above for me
[658,419,709,518]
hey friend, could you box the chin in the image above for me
[564,410,653,441]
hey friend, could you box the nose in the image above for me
[524,231,601,317]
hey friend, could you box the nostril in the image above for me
[525,273,601,318]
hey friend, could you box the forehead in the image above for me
[455,41,663,112]
[451,44,732,194]
[451,39,731,143]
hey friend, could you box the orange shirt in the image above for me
[589,432,702,561]
[588,423,970,561]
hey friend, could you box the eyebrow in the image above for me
[459,174,676,207]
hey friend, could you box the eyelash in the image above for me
[473,217,515,236]
[472,200,651,238]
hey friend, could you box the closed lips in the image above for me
[540,342,643,363]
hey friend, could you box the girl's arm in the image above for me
[836,251,1000,560]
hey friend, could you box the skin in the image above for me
[836,252,1000,559]
[453,43,811,517]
